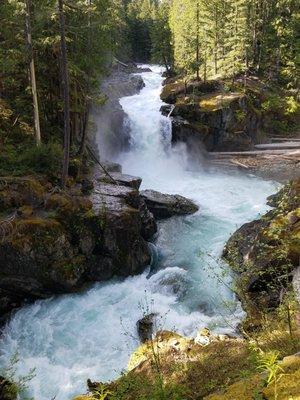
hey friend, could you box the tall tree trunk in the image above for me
[25,0,41,146]
[58,0,70,189]
[196,1,200,80]
[214,4,218,75]
[78,0,92,159]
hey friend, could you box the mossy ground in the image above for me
[74,315,299,400]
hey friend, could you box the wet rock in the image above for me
[137,313,157,343]
[0,175,157,317]
[194,327,211,346]
[139,198,157,240]
[140,189,199,219]
[96,172,142,190]
[160,104,173,116]
[223,180,300,327]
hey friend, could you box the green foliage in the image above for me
[92,383,112,400]
[255,350,283,384]
[110,373,188,400]
[169,0,300,86]
[0,353,35,400]
[21,142,63,175]
[0,141,62,177]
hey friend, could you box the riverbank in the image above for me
[0,66,298,400]
[73,179,300,400]
[72,68,299,400]
[160,74,300,182]
[0,64,153,321]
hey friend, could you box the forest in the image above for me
[0,1,300,400]
[1,0,299,183]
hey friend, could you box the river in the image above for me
[0,66,278,400]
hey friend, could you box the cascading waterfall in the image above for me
[0,66,278,400]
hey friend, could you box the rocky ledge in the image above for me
[160,78,265,153]
[223,179,300,329]
[140,189,199,219]
[0,167,157,319]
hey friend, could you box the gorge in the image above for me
[0,66,279,400]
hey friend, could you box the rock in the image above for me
[102,161,122,173]
[139,198,157,240]
[223,180,300,327]
[170,92,263,152]
[81,179,94,194]
[160,78,270,152]
[160,80,220,104]
[160,104,173,116]
[127,330,193,371]
[194,327,211,346]
[96,172,142,190]
[162,76,177,86]
[137,313,157,343]
[292,266,300,303]
[0,175,157,317]
[140,189,199,219]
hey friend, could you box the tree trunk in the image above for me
[25,0,41,146]
[196,1,200,80]
[58,0,70,189]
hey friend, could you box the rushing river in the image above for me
[0,66,278,399]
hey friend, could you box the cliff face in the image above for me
[223,179,300,328]
[160,78,265,153]
[0,170,157,319]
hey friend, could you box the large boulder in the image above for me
[0,173,157,317]
[223,180,300,328]
[140,189,199,219]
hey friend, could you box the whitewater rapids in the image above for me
[0,65,278,400]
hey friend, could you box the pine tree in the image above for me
[150,0,173,71]
[58,0,70,188]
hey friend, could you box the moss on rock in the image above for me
[223,180,300,328]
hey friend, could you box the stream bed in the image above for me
[0,66,278,400]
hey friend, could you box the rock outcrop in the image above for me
[140,189,199,219]
[161,78,267,153]
[0,169,157,318]
[136,313,157,343]
[223,179,300,328]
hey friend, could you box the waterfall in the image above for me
[0,66,278,400]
